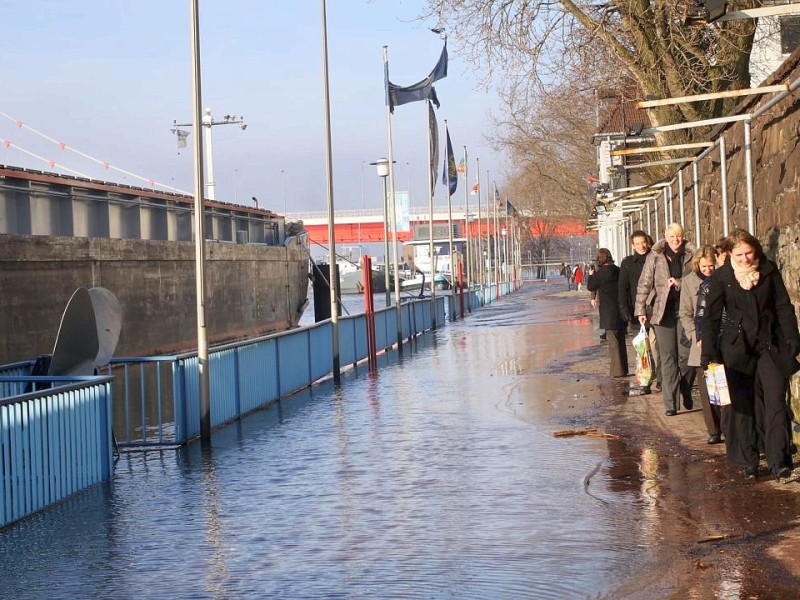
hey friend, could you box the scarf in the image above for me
[662,243,685,279]
[731,258,760,290]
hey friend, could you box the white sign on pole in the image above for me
[394,191,410,232]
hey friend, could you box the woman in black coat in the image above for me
[587,248,629,377]
[701,229,800,481]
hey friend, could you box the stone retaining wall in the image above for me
[0,234,309,364]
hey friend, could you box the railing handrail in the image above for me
[0,375,113,406]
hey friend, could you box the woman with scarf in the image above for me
[635,223,696,416]
[679,246,722,444]
[701,229,800,480]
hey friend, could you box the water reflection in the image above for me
[3,284,791,598]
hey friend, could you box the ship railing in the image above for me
[109,296,445,449]
[0,372,113,528]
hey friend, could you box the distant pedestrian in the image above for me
[560,262,572,290]
[573,264,584,291]
[587,248,628,376]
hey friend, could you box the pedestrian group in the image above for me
[586,225,800,481]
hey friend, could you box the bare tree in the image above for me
[425,0,757,139]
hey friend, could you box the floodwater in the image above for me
[1,284,667,599]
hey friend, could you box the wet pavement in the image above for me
[3,282,800,598]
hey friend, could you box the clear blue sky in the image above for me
[0,1,503,215]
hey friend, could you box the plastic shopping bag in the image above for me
[704,363,731,406]
[632,325,654,388]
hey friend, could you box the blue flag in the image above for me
[386,43,448,113]
[442,125,457,196]
[428,100,439,198]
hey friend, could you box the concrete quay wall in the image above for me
[0,234,310,364]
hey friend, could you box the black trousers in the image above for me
[696,366,722,437]
[607,329,628,377]
[724,353,792,469]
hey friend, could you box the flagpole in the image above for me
[474,158,483,302]
[383,45,403,348]
[189,0,211,441]
[462,145,471,311]
[486,178,500,298]
[444,120,454,298]
[321,0,340,379]
[504,199,510,287]
[485,169,491,297]
[510,206,517,290]
[426,100,436,328]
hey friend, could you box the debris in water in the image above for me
[553,427,620,439]
[554,428,597,438]
[692,559,711,570]
[697,534,739,544]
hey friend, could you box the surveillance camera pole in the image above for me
[173,109,246,200]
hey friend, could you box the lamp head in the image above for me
[371,157,390,178]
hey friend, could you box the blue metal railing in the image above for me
[110,297,442,448]
[0,285,516,526]
[0,375,113,528]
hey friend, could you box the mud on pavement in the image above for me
[542,288,800,599]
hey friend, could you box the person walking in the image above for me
[635,223,696,416]
[700,229,800,480]
[587,249,628,377]
[619,231,652,331]
[679,246,723,444]
[573,264,584,291]
[619,230,660,391]
[560,263,572,290]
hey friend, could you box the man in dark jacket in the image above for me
[619,231,660,392]
[619,230,652,330]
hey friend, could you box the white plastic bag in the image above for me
[632,325,654,388]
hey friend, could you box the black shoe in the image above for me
[707,434,722,444]
[743,466,758,480]
[770,464,791,480]
[682,398,694,411]
[665,409,677,416]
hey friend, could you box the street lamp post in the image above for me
[280,169,287,214]
[172,108,246,201]
[371,158,392,308]
[359,160,365,250]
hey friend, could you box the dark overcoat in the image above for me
[700,259,800,377]
[587,264,625,331]
[618,251,648,321]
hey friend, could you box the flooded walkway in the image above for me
[3,283,800,598]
